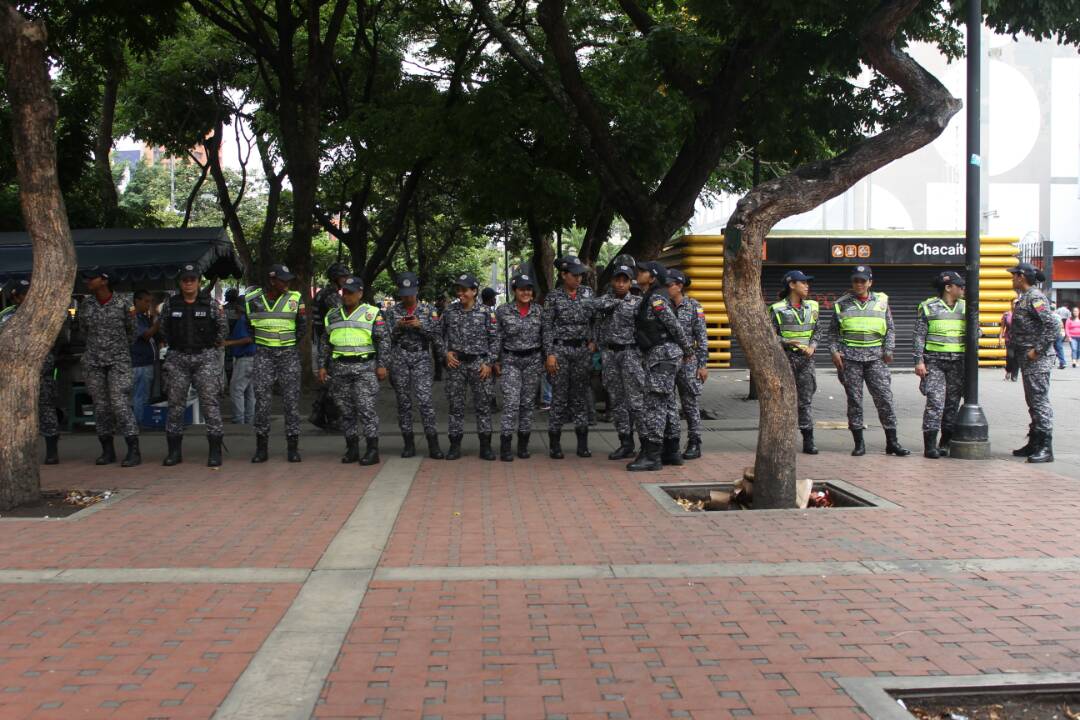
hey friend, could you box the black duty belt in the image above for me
[453,352,480,362]
[334,353,375,363]
[171,347,215,355]
[606,343,633,351]
[397,339,430,352]
[556,339,588,347]
[507,347,541,357]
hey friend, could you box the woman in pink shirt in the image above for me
[1067,306,1080,367]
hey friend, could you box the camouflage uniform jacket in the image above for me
[495,302,543,360]
[674,296,709,369]
[593,292,640,346]
[1011,287,1060,370]
[542,286,595,357]
[441,301,498,365]
[79,292,135,367]
[383,300,442,363]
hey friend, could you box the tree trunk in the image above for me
[95,54,122,226]
[527,213,555,299]
[723,222,797,509]
[0,5,78,510]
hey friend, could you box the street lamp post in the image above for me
[951,0,991,459]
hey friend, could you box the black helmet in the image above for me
[326,262,350,281]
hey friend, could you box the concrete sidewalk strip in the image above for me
[213,457,420,720]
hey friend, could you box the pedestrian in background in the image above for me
[160,265,228,467]
[1052,303,1068,369]
[441,273,498,460]
[224,288,256,424]
[246,264,306,463]
[913,271,966,459]
[383,272,444,459]
[1067,306,1080,368]
[494,273,544,461]
[131,289,159,428]
[1008,262,1058,463]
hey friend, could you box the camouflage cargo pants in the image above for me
[39,353,59,438]
[675,360,703,435]
[85,361,138,438]
[1020,356,1053,433]
[165,348,224,436]
[839,357,897,431]
[641,345,681,443]
[788,353,816,431]
[920,356,964,431]
[499,353,542,433]
[601,346,644,437]
[446,357,493,436]
[253,346,302,437]
[548,343,591,432]
[331,359,380,439]
[389,348,438,434]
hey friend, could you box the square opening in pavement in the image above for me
[0,489,136,522]
[643,479,899,514]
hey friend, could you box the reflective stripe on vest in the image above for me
[921,296,966,353]
[837,293,888,347]
[246,290,300,347]
[770,299,819,340]
[328,305,377,357]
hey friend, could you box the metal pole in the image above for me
[951,0,990,459]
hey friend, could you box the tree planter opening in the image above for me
[897,691,1080,720]
[643,479,898,515]
[0,489,132,521]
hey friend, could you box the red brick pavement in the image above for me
[0,582,297,720]
[380,452,1080,567]
[317,573,1080,719]
[0,459,378,570]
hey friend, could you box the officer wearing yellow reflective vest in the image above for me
[246,263,307,463]
[770,270,820,455]
[318,276,389,465]
[913,270,966,459]
[827,265,910,457]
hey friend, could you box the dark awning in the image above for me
[0,227,245,289]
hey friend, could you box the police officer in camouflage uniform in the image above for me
[828,265,910,457]
[543,255,596,459]
[494,273,543,461]
[913,270,966,459]
[441,273,498,460]
[383,272,443,459]
[79,267,141,467]
[318,276,389,465]
[593,258,643,460]
[770,270,820,455]
[1007,262,1058,463]
[246,264,307,463]
[160,265,229,467]
[312,262,348,358]
[628,261,692,471]
[665,270,709,460]
[1,279,69,464]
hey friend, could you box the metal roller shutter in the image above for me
[730,266,938,368]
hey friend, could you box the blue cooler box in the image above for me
[143,401,194,429]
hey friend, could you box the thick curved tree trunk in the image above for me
[724,0,962,508]
[0,5,78,510]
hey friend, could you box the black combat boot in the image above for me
[341,436,360,463]
[286,435,301,463]
[500,433,514,462]
[938,429,952,450]
[661,437,684,466]
[801,429,818,455]
[682,434,702,460]
[401,433,416,458]
[446,434,462,460]
[548,431,564,459]
[121,436,141,467]
[884,429,910,457]
[608,434,635,460]
[163,434,183,466]
[96,435,116,465]
[207,434,223,467]
[252,434,269,463]
[575,428,591,458]
[478,433,496,461]
[43,435,59,465]
[1012,430,1037,457]
[1028,431,1054,463]
[922,430,941,459]
[360,437,380,466]
[516,432,531,459]
[426,432,445,460]
[850,428,866,457]
[627,439,662,472]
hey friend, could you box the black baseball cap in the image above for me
[665,269,688,286]
[851,265,873,280]
[1007,262,1038,278]
[511,273,536,290]
[638,261,667,284]
[81,266,109,281]
[326,262,350,280]
[481,287,498,302]
[395,271,419,296]
[453,273,479,289]
[558,255,588,275]
[268,263,296,281]
[341,276,364,294]
[782,270,814,285]
[178,264,200,280]
[935,270,965,287]
[611,262,635,279]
